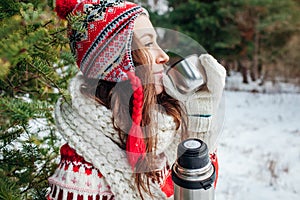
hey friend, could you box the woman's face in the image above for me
[133,15,169,94]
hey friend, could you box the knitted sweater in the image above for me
[47,74,219,200]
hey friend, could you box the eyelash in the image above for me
[145,42,154,47]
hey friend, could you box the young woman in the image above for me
[48,0,226,200]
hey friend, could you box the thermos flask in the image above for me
[166,54,207,95]
[172,138,216,200]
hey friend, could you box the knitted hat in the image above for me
[55,0,147,170]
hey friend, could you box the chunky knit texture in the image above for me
[163,54,227,152]
[55,0,150,170]
[47,72,221,199]
[48,143,174,200]
[48,73,178,199]
[48,143,115,200]
[51,1,225,199]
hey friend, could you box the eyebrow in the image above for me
[138,32,157,40]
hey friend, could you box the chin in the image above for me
[155,85,164,95]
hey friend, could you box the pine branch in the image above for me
[27,61,69,101]
[0,175,21,200]
[0,1,71,199]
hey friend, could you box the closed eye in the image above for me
[145,42,154,47]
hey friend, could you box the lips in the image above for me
[153,70,164,76]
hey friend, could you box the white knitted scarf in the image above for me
[54,73,180,199]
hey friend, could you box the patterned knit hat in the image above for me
[56,0,146,80]
[55,0,147,170]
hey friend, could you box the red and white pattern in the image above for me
[65,0,146,81]
[48,144,114,200]
[48,144,218,200]
[47,144,174,200]
[48,74,220,199]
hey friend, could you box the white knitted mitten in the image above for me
[163,54,226,147]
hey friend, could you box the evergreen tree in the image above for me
[0,0,77,199]
[149,0,300,83]
[0,0,299,198]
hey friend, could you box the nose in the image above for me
[155,47,169,64]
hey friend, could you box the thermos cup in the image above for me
[166,54,207,95]
[172,138,216,200]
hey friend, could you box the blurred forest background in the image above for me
[0,0,299,199]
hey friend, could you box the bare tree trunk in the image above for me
[259,64,267,86]
[250,63,255,82]
[251,17,260,82]
[239,59,249,84]
[242,66,248,84]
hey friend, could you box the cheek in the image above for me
[147,49,156,64]
[154,74,163,94]
[153,74,162,83]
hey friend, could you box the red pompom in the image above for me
[55,0,79,19]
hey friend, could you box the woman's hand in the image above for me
[163,54,226,134]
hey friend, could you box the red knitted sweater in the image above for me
[48,143,218,200]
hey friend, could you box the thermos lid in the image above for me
[172,138,215,190]
[177,138,209,169]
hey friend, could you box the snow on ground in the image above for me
[20,71,299,199]
[216,75,300,200]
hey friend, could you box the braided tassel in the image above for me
[126,72,146,170]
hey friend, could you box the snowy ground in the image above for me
[23,72,300,199]
[216,76,300,200]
